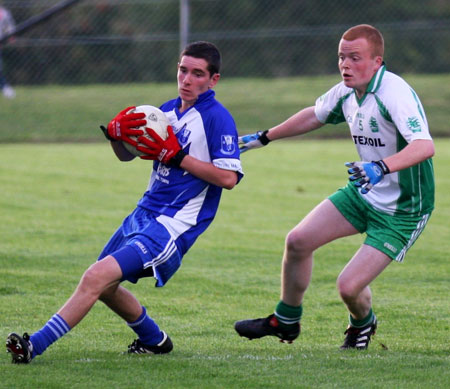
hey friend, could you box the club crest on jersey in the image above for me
[369,116,379,132]
[407,116,422,133]
[177,124,191,146]
[220,135,236,155]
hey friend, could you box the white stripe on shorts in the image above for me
[395,213,430,262]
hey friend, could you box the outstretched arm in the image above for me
[265,106,324,141]
[239,106,324,152]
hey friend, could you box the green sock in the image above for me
[274,301,302,329]
[349,308,375,328]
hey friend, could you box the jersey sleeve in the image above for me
[314,82,352,124]
[381,78,432,143]
[207,108,244,182]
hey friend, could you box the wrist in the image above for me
[373,160,390,174]
[259,130,271,145]
[169,149,187,168]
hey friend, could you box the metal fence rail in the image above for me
[1,0,449,85]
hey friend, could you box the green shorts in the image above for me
[328,183,432,262]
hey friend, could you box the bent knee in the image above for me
[79,263,107,295]
[285,228,313,256]
[336,276,360,301]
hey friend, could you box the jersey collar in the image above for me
[366,62,386,94]
[176,89,216,110]
[354,62,386,106]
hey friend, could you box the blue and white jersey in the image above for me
[137,89,243,255]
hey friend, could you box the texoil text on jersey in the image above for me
[352,135,386,147]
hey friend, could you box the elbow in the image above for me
[421,139,435,160]
[222,179,237,190]
[221,172,238,190]
[427,142,435,159]
[411,139,435,162]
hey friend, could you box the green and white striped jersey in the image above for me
[315,64,434,217]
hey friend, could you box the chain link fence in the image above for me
[1,0,449,85]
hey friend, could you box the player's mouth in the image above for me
[179,88,192,98]
[180,87,191,94]
[342,73,352,81]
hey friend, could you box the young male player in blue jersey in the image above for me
[6,41,243,363]
[234,24,434,350]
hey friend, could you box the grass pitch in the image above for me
[1,140,449,388]
[0,73,450,143]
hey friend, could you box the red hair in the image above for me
[341,24,384,58]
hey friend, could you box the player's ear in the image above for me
[209,73,220,89]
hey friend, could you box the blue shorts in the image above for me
[98,207,182,287]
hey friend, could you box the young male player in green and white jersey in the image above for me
[235,24,434,350]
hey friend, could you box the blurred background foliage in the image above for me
[2,0,450,85]
[1,0,448,142]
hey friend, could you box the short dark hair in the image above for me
[180,41,221,76]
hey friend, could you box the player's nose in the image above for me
[341,57,351,68]
[182,73,192,85]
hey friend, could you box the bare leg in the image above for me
[57,256,124,328]
[281,199,359,306]
[100,284,143,323]
[337,244,391,319]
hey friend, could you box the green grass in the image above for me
[1,73,450,142]
[1,140,449,388]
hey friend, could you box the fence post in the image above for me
[180,0,190,52]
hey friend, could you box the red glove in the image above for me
[137,125,187,167]
[105,106,146,146]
